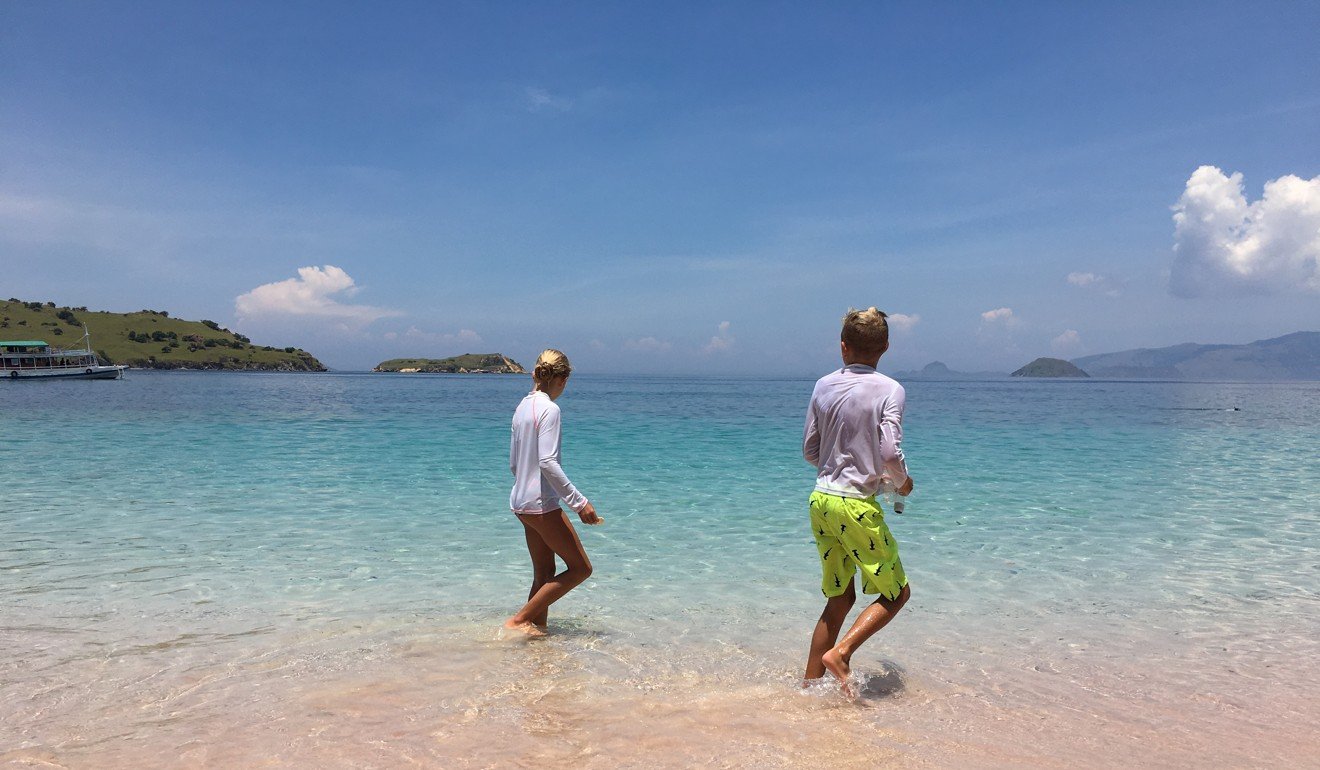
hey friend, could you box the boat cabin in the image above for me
[1,340,97,370]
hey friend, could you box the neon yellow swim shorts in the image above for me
[809,491,907,600]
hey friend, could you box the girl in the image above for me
[504,349,602,636]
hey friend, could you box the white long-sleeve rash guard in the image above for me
[803,364,910,499]
[509,390,589,514]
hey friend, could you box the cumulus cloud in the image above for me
[624,336,672,352]
[977,307,1021,341]
[235,266,400,325]
[1066,272,1123,296]
[1170,165,1320,297]
[383,326,482,348]
[703,321,735,354]
[1051,329,1083,354]
[887,313,920,332]
[980,307,1017,326]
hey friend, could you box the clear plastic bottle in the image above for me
[882,482,906,514]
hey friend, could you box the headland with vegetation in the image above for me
[1,298,325,371]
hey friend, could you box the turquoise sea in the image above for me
[3,371,1318,768]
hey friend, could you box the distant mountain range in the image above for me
[1071,332,1320,380]
[892,331,1320,382]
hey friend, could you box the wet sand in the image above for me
[4,613,1316,769]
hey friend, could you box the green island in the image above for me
[1,298,325,371]
[374,354,525,374]
[1011,357,1090,378]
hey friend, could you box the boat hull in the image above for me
[4,365,126,380]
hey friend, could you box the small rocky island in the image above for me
[1011,357,1090,378]
[374,353,525,374]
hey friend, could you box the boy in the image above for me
[802,307,913,697]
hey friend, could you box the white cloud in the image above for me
[1051,329,1083,354]
[624,336,672,353]
[1170,165,1320,297]
[1066,271,1123,297]
[385,326,482,348]
[703,321,735,354]
[235,266,400,325]
[588,339,607,351]
[887,313,920,332]
[977,307,1021,342]
[525,87,573,113]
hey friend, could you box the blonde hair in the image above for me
[532,348,572,384]
[841,307,889,357]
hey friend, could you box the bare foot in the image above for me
[821,648,854,698]
[503,619,547,637]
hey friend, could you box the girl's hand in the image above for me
[578,502,603,525]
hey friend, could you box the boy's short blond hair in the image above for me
[532,348,572,383]
[841,307,889,358]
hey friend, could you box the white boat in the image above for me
[1,329,127,380]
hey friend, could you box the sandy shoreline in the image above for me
[4,614,1317,769]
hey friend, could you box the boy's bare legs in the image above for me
[504,510,593,635]
[521,519,558,628]
[821,583,911,698]
[803,581,856,682]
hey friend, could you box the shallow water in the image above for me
[2,372,1318,768]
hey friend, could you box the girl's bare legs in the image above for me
[504,510,593,634]
[521,518,558,628]
[803,580,856,682]
[821,583,911,697]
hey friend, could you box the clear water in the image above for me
[2,372,1318,768]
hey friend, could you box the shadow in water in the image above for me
[858,661,906,699]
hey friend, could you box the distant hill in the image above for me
[1072,332,1320,380]
[1012,357,1089,378]
[893,361,1007,380]
[0,298,325,371]
[374,353,525,374]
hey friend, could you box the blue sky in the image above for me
[4,2,1319,372]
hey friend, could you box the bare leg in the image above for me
[521,518,558,628]
[822,583,911,698]
[504,510,593,633]
[804,580,856,683]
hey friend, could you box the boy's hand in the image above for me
[579,502,603,525]
[898,477,914,496]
